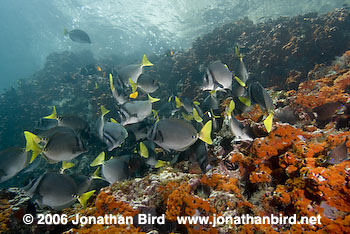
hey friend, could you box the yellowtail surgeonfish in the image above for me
[202,61,233,91]
[0,147,31,183]
[118,54,153,86]
[26,172,95,210]
[148,119,212,152]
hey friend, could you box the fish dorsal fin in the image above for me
[43,106,57,119]
[139,142,149,158]
[109,74,115,92]
[263,113,274,133]
[100,105,110,117]
[175,96,183,108]
[199,120,212,145]
[78,190,96,208]
[60,161,75,173]
[227,100,235,116]
[234,76,246,87]
[238,97,251,106]
[90,152,105,167]
[142,54,153,67]
[148,94,160,103]
[193,108,203,123]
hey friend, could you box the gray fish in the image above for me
[202,61,232,91]
[313,102,344,122]
[42,130,87,163]
[238,57,249,83]
[201,92,219,113]
[248,82,274,113]
[27,172,91,210]
[119,100,152,126]
[57,115,90,139]
[229,112,253,141]
[148,118,212,152]
[0,147,31,183]
[275,106,297,124]
[118,54,153,86]
[325,138,349,164]
[64,29,91,44]
[102,122,128,151]
[109,74,127,105]
[38,126,76,139]
[137,74,159,94]
[91,152,130,184]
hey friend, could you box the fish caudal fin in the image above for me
[60,161,75,173]
[264,113,274,133]
[227,100,235,116]
[78,190,96,208]
[90,152,105,167]
[43,106,57,119]
[155,160,169,168]
[142,54,153,67]
[109,74,115,91]
[238,97,251,106]
[24,131,42,163]
[235,76,246,87]
[199,120,213,145]
[182,112,193,121]
[193,108,203,123]
[91,167,102,180]
[139,142,149,158]
[100,105,110,117]
[175,96,183,108]
[148,94,160,103]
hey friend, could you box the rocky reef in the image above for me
[1,7,350,234]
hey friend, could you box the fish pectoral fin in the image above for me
[199,120,213,145]
[90,152,105,167]
[263,113,274,133]
[78,190,96,208]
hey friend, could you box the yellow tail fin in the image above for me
[100,105,110,117]
[91,167,102,180]
[129,78,138,93]
[24,131,42,163]
[234,76,246,87]
[198,120,212,145]
[227,100,235,116]
[43,106,57,119]
[142,54,153,67]
[155,160,169,168]
[209,90,217,95]
[193,101,200,106]
[238,97,251,106]
[182,112,193,121]
[152,109,159,122]
[193,108,203,123]
[78,190,96,208]
[148,94,160,103]
[60,161,75,173]
[90,152,105,167]
[110,118,118,123]
[109,74,115,91]
[263,113,274,133]
[139,142,149,158]
[175,96,183,108]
